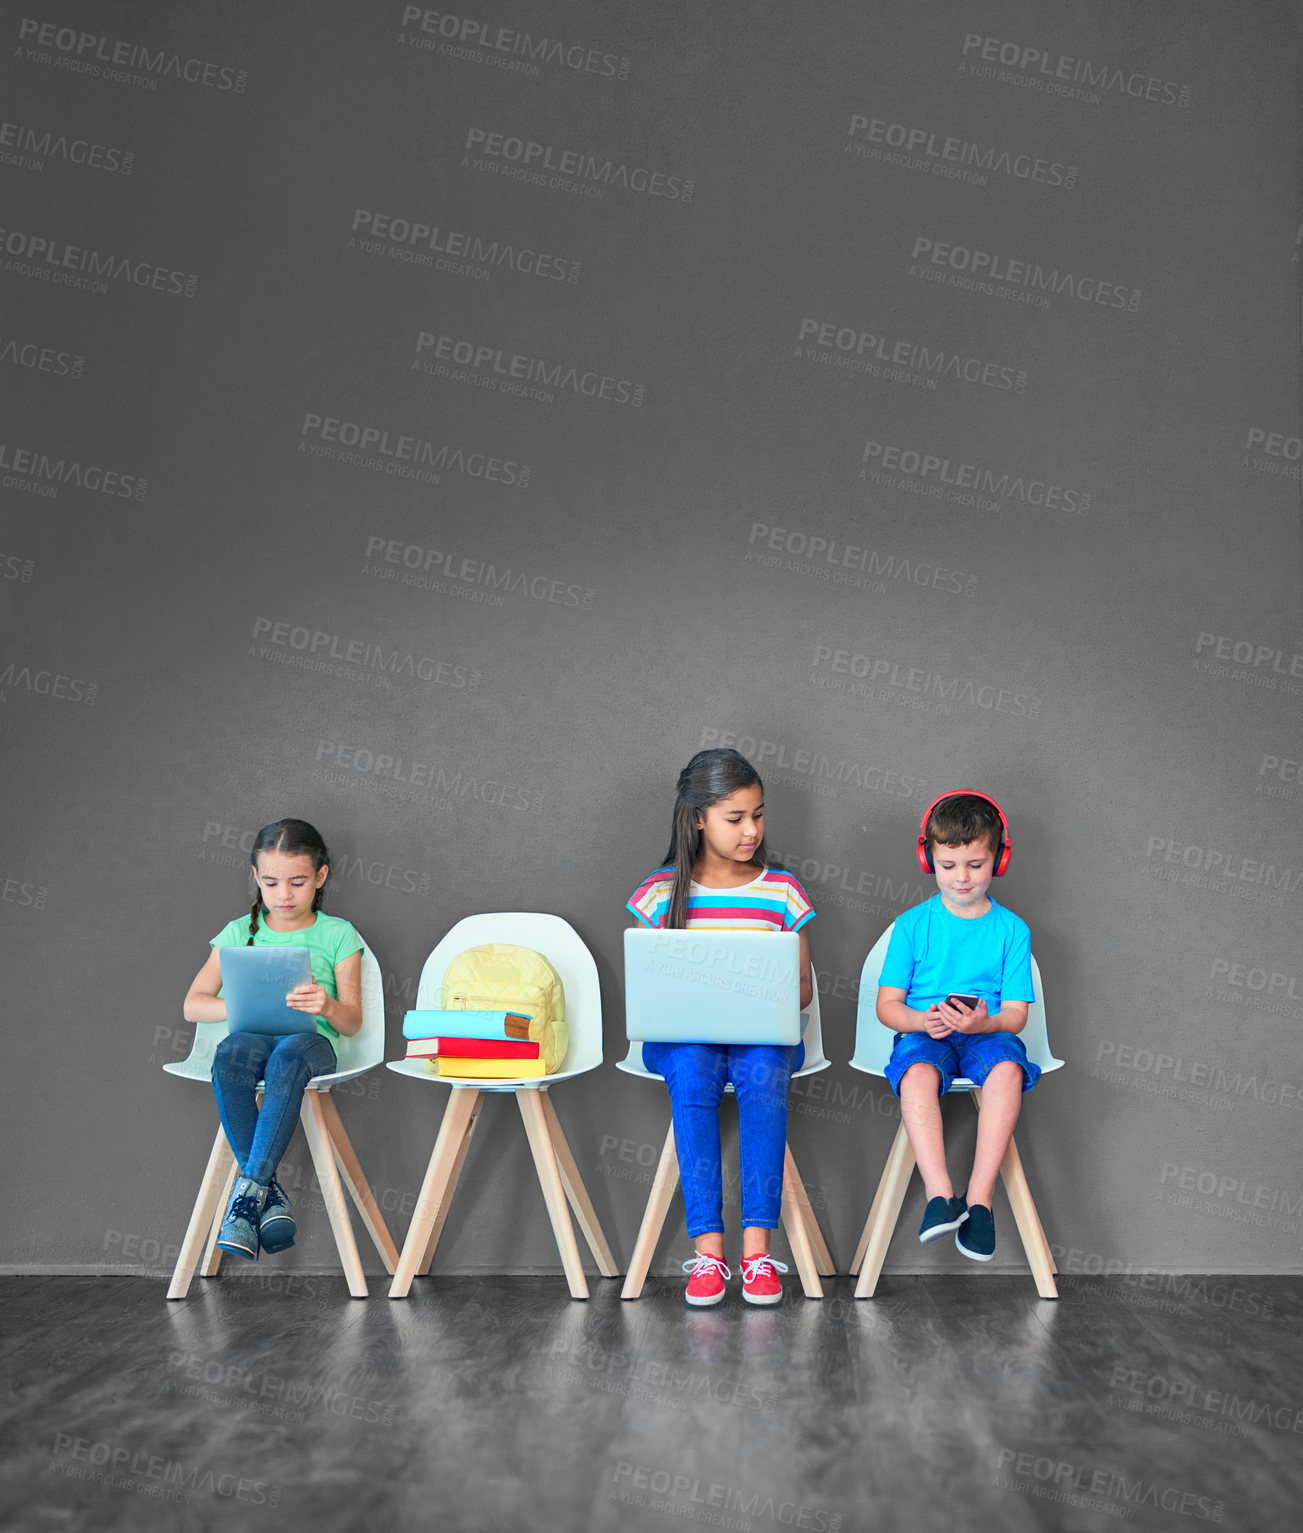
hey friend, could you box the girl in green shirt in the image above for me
[183,819,364,1259]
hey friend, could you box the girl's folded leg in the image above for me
[241,1033,337,1186]
[644,1041,730,1239]
[211,1033,276,1168]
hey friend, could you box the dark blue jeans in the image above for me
[211,1032,337,1185]
[642,1041,803,1237]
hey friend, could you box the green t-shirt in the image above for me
[211,910,364,1041]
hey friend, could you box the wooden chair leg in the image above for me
[785,1144,835,1276]
[1000,1138,1058,1298]
[200,1148,240,1278]
[300,1092,368,1298]
[621,1123,679,1300]
[851,1121,912,1276]
[517,1090,588,1300]
[168,1127,237,1299]
[539,1092,619,1278]
[969,1091,1057,1296]
[390,1089,480,1298]
[317,1092,399,1274]
[420,1091,482,1275]
[780,1156,824,1299]
[853,1123,916,1298]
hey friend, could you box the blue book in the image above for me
[402,1008,533,1041]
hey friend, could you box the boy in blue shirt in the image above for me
[876,791,1038,1260]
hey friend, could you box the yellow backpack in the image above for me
[440,943,568,1073]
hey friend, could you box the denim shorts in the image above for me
[884,1031,1040,1097]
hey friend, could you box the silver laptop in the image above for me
[219,946,317,1035]
[624,928,801,1044]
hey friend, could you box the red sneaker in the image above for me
[740,1254,788,1306]
[682,1251,731,1306]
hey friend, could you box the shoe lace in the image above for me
[682,1251,732,1281]
[740,1254,789,1282]
[265,1178,291,1209]
[227,1191,263,1224]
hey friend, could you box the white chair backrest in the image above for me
[800,980,828,1073]
[164,940,383,1082]
[849,922,1063,1078]
[413,913,602,1076]
[619,970,827,1080]
[330,945,385,1076]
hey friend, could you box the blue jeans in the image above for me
[211,1032,337,1185]
[642,1040,803,1237]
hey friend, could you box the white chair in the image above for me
[847,925,1064,1299]
[616,979,835,1300]
[164,943,399,1299]
[386,913,618,1301]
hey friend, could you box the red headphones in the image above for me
[916,790,1012,877]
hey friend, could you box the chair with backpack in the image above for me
[386,913,618,1300]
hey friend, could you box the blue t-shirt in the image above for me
[878,895,1033,1014]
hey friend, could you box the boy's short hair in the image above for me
[925,793,1003,856]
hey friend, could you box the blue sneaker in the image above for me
[216,1176,268,1261]
[919,1196,968,1243]
[257,1176,296,1254]
[956,1204,995,1261]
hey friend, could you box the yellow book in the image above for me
[431,1056,548,1079]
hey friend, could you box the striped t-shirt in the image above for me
[627,866,815,932]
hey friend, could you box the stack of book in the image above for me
[402,1009,545,1078]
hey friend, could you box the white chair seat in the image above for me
[386,1058,596,1094]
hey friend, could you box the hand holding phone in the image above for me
[922,1006,954,1040]
[940,993,988,1034]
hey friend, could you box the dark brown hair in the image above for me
[925,794,1003,858]
[247,819,330,943]
[660,749,767,929]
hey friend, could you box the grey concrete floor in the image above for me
[1,1273,1299,1531]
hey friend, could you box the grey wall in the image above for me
[2,1,1300,1281]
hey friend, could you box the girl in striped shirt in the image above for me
[628,748,815,1305]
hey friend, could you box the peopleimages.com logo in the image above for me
[413,331,645,406]
[399,6,630,80]
[797,317,1025,392]
[16,17,248,92]
[463,127,693,201]
[909,235,1139,312]
[860,438,1090,515]
[0,333,85,378]
[0,441,146,500]
[811,643,1041,719]
[0,118,134,174]
[0,225,197,296]
[350,208,580,283]
[298,412,529,489]
[250,617,480,690]
[959,33,1191,108]
[846,113,1077,190]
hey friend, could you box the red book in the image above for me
[405,1036,540,1060]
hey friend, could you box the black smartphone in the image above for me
[944,993,980,1009]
